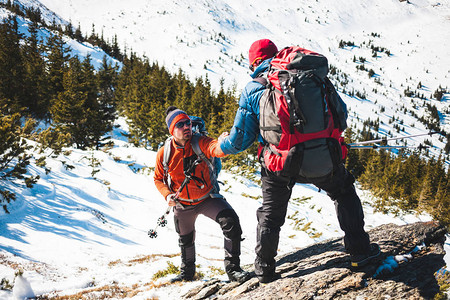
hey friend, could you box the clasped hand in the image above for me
[218,132,229,143]
[166,194,178,207]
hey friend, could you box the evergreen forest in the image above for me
[0,12,449,228]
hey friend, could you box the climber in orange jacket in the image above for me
[153,106,251,283]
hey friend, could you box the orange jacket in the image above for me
[154,136,226,205]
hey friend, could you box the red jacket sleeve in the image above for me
[198,136,227,158]
[154,146,172,201]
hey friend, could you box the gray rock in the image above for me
[183,221,447,300]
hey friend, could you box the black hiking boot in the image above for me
[350,243,381,268]
[170,272,195,283]
[170,262,195,283]
[227,268,252,283]
[257,272,281,284]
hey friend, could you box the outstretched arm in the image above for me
[199,136,227,158]
[219,81,265,154]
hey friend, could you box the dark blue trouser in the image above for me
[255,164,370,277]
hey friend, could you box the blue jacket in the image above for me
[219,59,271,154]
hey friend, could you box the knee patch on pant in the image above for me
[328,173,356,201]
[216,209,242,240]
[179,231,195,247]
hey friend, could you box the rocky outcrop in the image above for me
[183,222,447,299]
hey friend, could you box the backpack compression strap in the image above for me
[191,134,220,194]
[164,135,220,196]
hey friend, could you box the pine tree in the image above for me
[116,55,147,145]
[50,56,89,149]
[148,63,171,107]
[96,56,118,138]
[417,170,434,212]
[189,77,212,122]
[343,126,360,175]
[214,80,238,136]
[22,21,48,119]
[0,108,39,213]
[74,23,84,42]
[386,151,414,211]
[402,152,425,208]
[0,16,25,114]
[50,55,115,150]
[46,32,71,105]
[139,64,167,148]
[65,22,74,38]
[35,126,71,155]
[81,55,105,148]
[172,69,193,111]
[429,176,450,228]
[114,54,133,114]
[115,56,169,149]
[111,34,122,61]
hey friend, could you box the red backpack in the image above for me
[257,46,348,180]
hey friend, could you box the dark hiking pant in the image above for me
[174,196,243,274]
[255,164,370,277]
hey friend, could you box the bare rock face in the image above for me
[183,221,447,300]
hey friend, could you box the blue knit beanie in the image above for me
[165,106,189,134]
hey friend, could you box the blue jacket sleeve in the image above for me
[219,80,265,154]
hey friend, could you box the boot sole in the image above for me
[351,246,381,268]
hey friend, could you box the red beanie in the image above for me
[248,39,278,67]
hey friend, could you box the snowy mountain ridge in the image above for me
[0,0,120,70]
[27,0,450,159]
[2,0,67,27]
[34,0,449,90]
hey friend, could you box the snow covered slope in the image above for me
[0,118,438,299]
[34,0,450,159]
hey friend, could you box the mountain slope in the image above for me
[0,0,120,70]
[36,0,450,160]
[36,0,449,89]
[0,118,440,300]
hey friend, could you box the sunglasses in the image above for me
[249,57,263,71]
[175,119,191,128]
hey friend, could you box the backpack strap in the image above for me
[191,134,220,193]
[162,136,173,191]
[253,75,268,87]
[323,77,348,131]
[281,71,307,133]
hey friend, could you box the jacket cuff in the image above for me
[220,138,240,155]
[213,144,227,157]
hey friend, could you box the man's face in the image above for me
[172,118,192,144]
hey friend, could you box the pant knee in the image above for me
[179,231,195,247]
[216,209,242,240]
[328,175,356,201]
[256,206,287,229]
